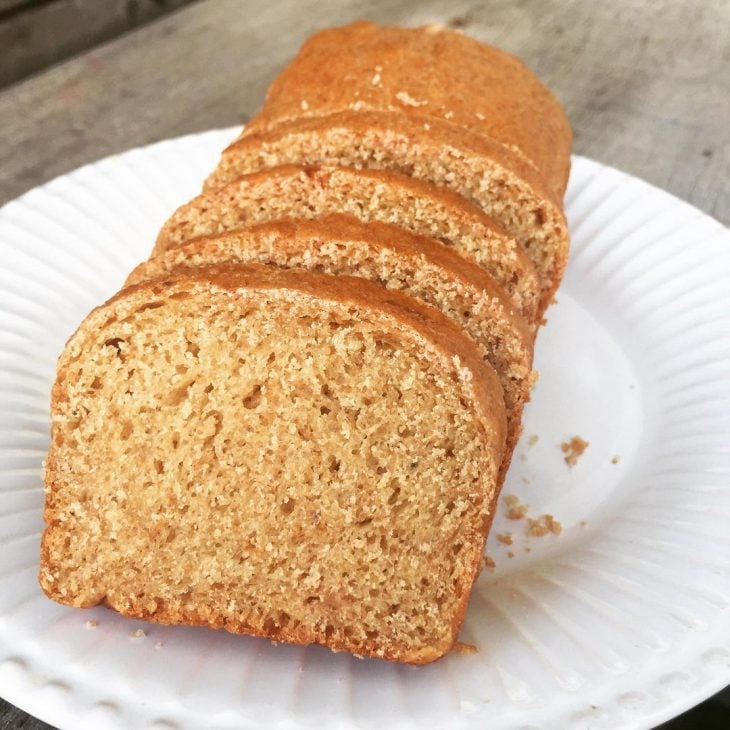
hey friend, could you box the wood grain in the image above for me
[0,0,197,88]
[0,697,52,729]
[0,1,727,728]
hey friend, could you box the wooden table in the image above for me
[0,0,727,727]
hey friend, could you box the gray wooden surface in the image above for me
[0,0,197,89]
[0,0,728,728]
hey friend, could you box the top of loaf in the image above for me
[243,21,572,197]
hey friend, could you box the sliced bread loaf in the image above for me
[205,112,569,312]
[240,21,572,197]
[41,264,506,664]
[154,164,540,322]
[132,215,534,472]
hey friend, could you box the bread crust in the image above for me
[154,163,541,322]
[242,21,572,198]
[205,110,569,311]
[41,264,507,664]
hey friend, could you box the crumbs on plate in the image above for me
[503,494,529,520]
[503,495,563,538]
[526,514,563,537]
[561,435,589,466]
[452,641,478,655]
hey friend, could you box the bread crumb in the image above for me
[507,551,515,558]
[84,619,98,629]
[611,455,620,464]
[524,546,532,553]
[300,99,309,111]
[395,91,428,107]
[481,555,496,572]
[561,436,589,466]
[527,434,539,447]
[526,514,562,537]
[496,532,513,545]
[453,641,478,655]
[130,628,147,639]
[580,520,588,527]
[504,494,528,520]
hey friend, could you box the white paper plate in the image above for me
[0,130,728,730]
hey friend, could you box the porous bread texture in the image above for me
[41,265,506,665]
[132,215,534,474]
[154,164,540,323]
[206,112,569,313]
[241,21,572,198]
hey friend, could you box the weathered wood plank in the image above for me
[0,0,33,14]
[0,0,198,88]
[0,696,52,729]
[0,0,727,222]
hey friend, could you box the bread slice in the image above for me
[240,21,572,198]
[205,112,569,312]
[132,215,533,473]
[41,264,506,664]
[154,164,540,323]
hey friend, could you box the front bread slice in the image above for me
[41,264,506,664]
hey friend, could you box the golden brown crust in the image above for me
[41,264,507,664]
[243,21,572,197]
[99,595,449,664]
[153,163,541,322]
[205,111,569,312]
